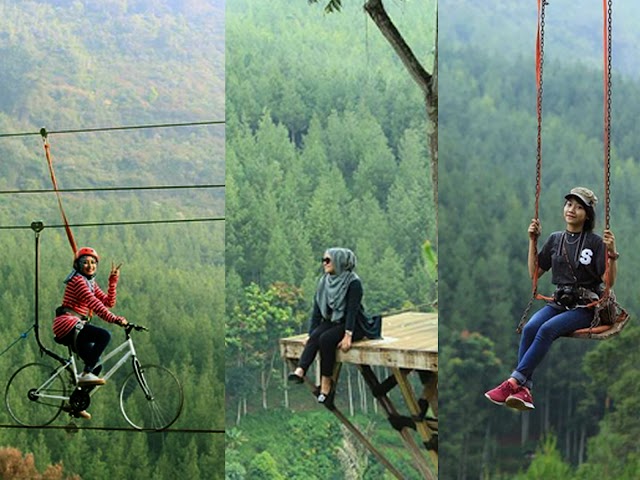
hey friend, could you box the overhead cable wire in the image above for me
[0,217,225,231]
[0,424,224,434]
[0,184,225,195]
[0,120,225,139]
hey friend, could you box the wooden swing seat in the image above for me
[567,310,630,340]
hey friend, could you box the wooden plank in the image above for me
[280,311,438,372]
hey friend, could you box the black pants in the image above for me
[298,322,363,377]
[75,324,111,374]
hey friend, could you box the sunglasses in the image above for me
[322,257,332,264]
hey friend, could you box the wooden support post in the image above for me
[359,365,436,480]
[419,370,438,418]
[393,368,438,468]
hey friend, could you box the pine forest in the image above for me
[225,1,436,479]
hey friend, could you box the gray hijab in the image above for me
[315,247,359,321]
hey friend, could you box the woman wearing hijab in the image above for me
[288,247,379,403]
[52,247,128,418]
[485,187,618,410]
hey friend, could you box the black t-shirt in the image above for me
[538,231,606,288]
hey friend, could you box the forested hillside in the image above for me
[440,0,640,78]
[225,0,436,478]
[439,3,640,478]
[0,1,224,478]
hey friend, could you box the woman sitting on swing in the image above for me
[485,187,619,410]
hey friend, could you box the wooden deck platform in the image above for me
[279,311,439,479]
[280,311,438,371]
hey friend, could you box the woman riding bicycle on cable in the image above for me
[52,247,128,388]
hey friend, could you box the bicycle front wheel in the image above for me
[119,363,183,430]
[5,363,69,427]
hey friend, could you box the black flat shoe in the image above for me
[288,372,304,384]
[317,391,335,409]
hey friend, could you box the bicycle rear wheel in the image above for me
[119,363,183,430]
[5,363,69,426]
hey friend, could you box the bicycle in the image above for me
[5,323,183,431]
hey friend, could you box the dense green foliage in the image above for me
[440,0,640,78]
[439,2,640,477]
[225,0,435,478]
[226,409,423,480]
[0,1,224,478]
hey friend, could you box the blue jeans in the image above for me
[511,305,593,389]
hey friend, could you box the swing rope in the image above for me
[601,0,613,299]
[531,0,549,304]
[517,0,625,338]
[516,0,550,333]
[41,129,78,254]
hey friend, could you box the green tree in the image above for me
[439,330,503,479]
[310,0,438,206]
[226,282,306,416]
[515,435,574,480]
[247,451,285,480]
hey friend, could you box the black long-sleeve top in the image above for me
[308,278,366,335]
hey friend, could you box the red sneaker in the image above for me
[484,380,518,406]
[506,387,535,411]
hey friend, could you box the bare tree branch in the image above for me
[363,0,438,218]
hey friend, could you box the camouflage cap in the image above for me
[565,187,598,208]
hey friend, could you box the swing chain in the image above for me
[604,0,613,230]
[516,294,535,334]
[530,0,548,301]
[534,0,547,221]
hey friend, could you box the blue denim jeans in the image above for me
[511,305,593,389]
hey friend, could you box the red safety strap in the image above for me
[41,132,78,254]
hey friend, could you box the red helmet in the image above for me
[74,247,100,262]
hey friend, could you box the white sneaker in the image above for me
[77,372,106,386]
[62,403,92,420]
[77,410,92,420]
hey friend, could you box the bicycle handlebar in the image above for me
[124,323,148,335]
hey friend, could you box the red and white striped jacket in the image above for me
[52,273,122,339]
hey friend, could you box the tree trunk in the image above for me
[236,398,242,426]
[480,421,491,479]
[564,387,572,461]
[459,432,468,480]
[261,370,268,410]
[347,365,354,416]
[544,383,551,432]
[261,349,279,410]
[358,372,368,414]
[283,359,289,409]
[521,411,529,446]
[364,0,438,213]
